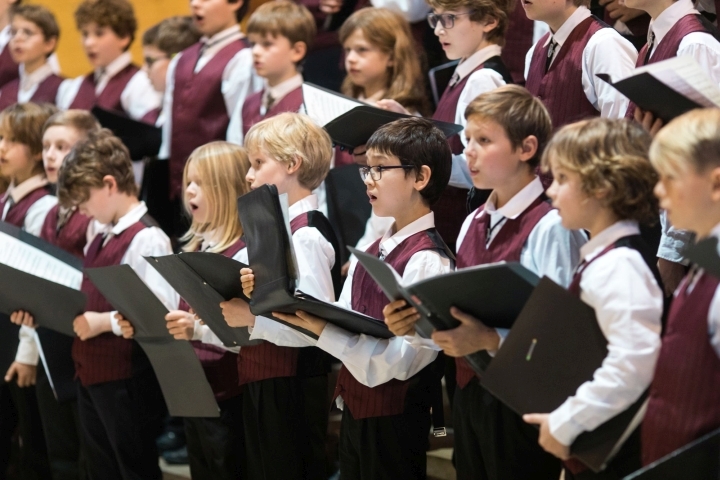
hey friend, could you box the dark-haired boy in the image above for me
[385,86,586,480]
[259,117,456,480]
[58,130,178,480]
[56,0,161,123]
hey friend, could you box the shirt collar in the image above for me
[579,220,640,262]
[650,0,698,47]
[455,44,503,82]
[96,51,132,82]
[0,25,10,51]
[288,194,319,221]
[19,63,54,92]
[110,201,148,236]
[201,25,242,49]
[7,174,47,203]
[545,6,591,47]
[479,177,545,221]
[379,211,436,257]
[263,73,303,107]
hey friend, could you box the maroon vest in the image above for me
[241,86,303,138]
[72,220,149,386]
[184,237,247,402]
[526,17,606,129]
[169,40,247,200]
[626,14,714,118]
[236,213,331,385]
[503,3,535,85]
[0,185,51,228]
[0,73,64,110]
[454,194,552,388]
[333,230,448,419]
[642,270,720,465]
[68,64,139,115]
[40,205,91,260]
[0,44,18,89]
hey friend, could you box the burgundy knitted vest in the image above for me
[68,64,139,114]
[503,3,535,85]
[626,14,715,118]
[0,45,18,89]
[0,73,64,110]
[183,237,246,402]
[526,17,606,129]
[72,219,149,386]
[642,270,720,465]
[241,86,303,138]
[169,40,247,200]
[333,229,448,419]
[454,194,552,388]
[236,212,332,385]
[0,186,51,227]
[40,205,91,260]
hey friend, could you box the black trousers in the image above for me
[339,406,431,480]
[453,378,561,480]
[0,381,51,480]
[184,394,245,480]
[243,375,328,480]
[76,368,165,480]
[35,368,86,480]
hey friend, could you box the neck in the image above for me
[492,170,536,209]
[286,186,312,209]
[13,169,36,186]
[586,210,620,239]
[391,199,430,233]
[23,57,47,76]
[208,22,236,39]
[546,5,578,33]
[112,196,140,225]
[266,68,298,88]
[362,77,387,101]
[465,38,493,60]
[693,214,720,239]
[646,0,675,20]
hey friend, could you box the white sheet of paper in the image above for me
[301,83,363,127]
[635,56,720,107]
[0,232,82,289]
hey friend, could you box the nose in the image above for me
[653,181,665,200]
[434,21,445,36]
[546,180,558,200]
[245,168,255,184]
[345,50,358,64]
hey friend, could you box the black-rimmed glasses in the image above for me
[427,10,476,29]
[360,165,415,182]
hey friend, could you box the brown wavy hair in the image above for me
[426,0,514,46]
[339,8,429,116]
[0,102,56,176]
[74,0,137,48]
[542,118,659,226]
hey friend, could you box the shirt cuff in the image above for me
[15,326,39,366]
[316,322,354,360]
[248,315,276,341]
[657,228,695,264]
[548,405,583,447]
[110,311,122,336]
[404,332,442,350]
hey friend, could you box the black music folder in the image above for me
[482,277,647,472]
[325,164,372,264]
[685,236,720,280]
[36,328,77,402]
[91,106,162,160]
[623,427,720,480]
[237,185,392,339]
[85,265,219,418]
[145,252,257,348]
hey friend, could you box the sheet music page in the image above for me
[635,56,720,107]
[0,232,82,289]
[302,83,363,126]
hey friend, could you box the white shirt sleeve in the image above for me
[548,248,663,446]
[55,77,84,111]
[678,33,720,86]
[192,321,241,353]
[315,250,450,387]
[225,49,263,145]
[582,29,637,119]
[14,326,39,365]
[370,0,430,23]
[158,54,180,160]
[120,70,162,121]
[657,209,695,264]
[23,196,57,236]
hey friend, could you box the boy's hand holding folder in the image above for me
[73,312,112,341]
[165,310,196,341]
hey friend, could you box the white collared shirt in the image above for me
[86,202,179,336]
[370,0,429,23]
[250,212,453,405]
[56,51,161,121]
[524,6,638,119]
[0,24,10,54]
[2,175,57,236]
[456,177,586,344]
[548,220,663,447]
[159,25,263,157]
[15,63,55,104]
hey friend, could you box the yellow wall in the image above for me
[31,0,264,78]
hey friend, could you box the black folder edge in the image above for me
[35,328,77,402]
[596,73,703,123]
[685,236,720,280]
[85,265,220,418]
[144,254,258,348]
[91,106,162,160]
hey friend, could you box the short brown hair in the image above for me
[425,0,513,45]
[542,118,658,226]
[245,113,332,191]
[43,110,101,137]
[74,0,137,48]
[12,4,59,43]
[58,129,137,207]
[0,102,56,161]
[142,16,200,55]
[247,0,316,52]
[465,85,552,168]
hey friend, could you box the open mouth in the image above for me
[193,14,204,23]
[189,202,199,212]
[367,192,377,202]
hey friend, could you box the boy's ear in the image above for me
[481,15,499,34]
[118,34,131,52]
[102,174,118,192]
[413,165,432,192]
[518,135,539,163]
[43,36,57,57]
[290,41,308,64]
[286,155,303,175]
[709,166,720,202]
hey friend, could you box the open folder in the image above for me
[482,277,648,472]
[623,427,720,479]
[237,185,393,339]
[91,106,162,160]
[145,252,257,348]
[684,236,720,280]
[597,56,720,123]
[85,265,219,418]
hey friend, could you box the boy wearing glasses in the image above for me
[524,0,637,128]
[0,4,61,110]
